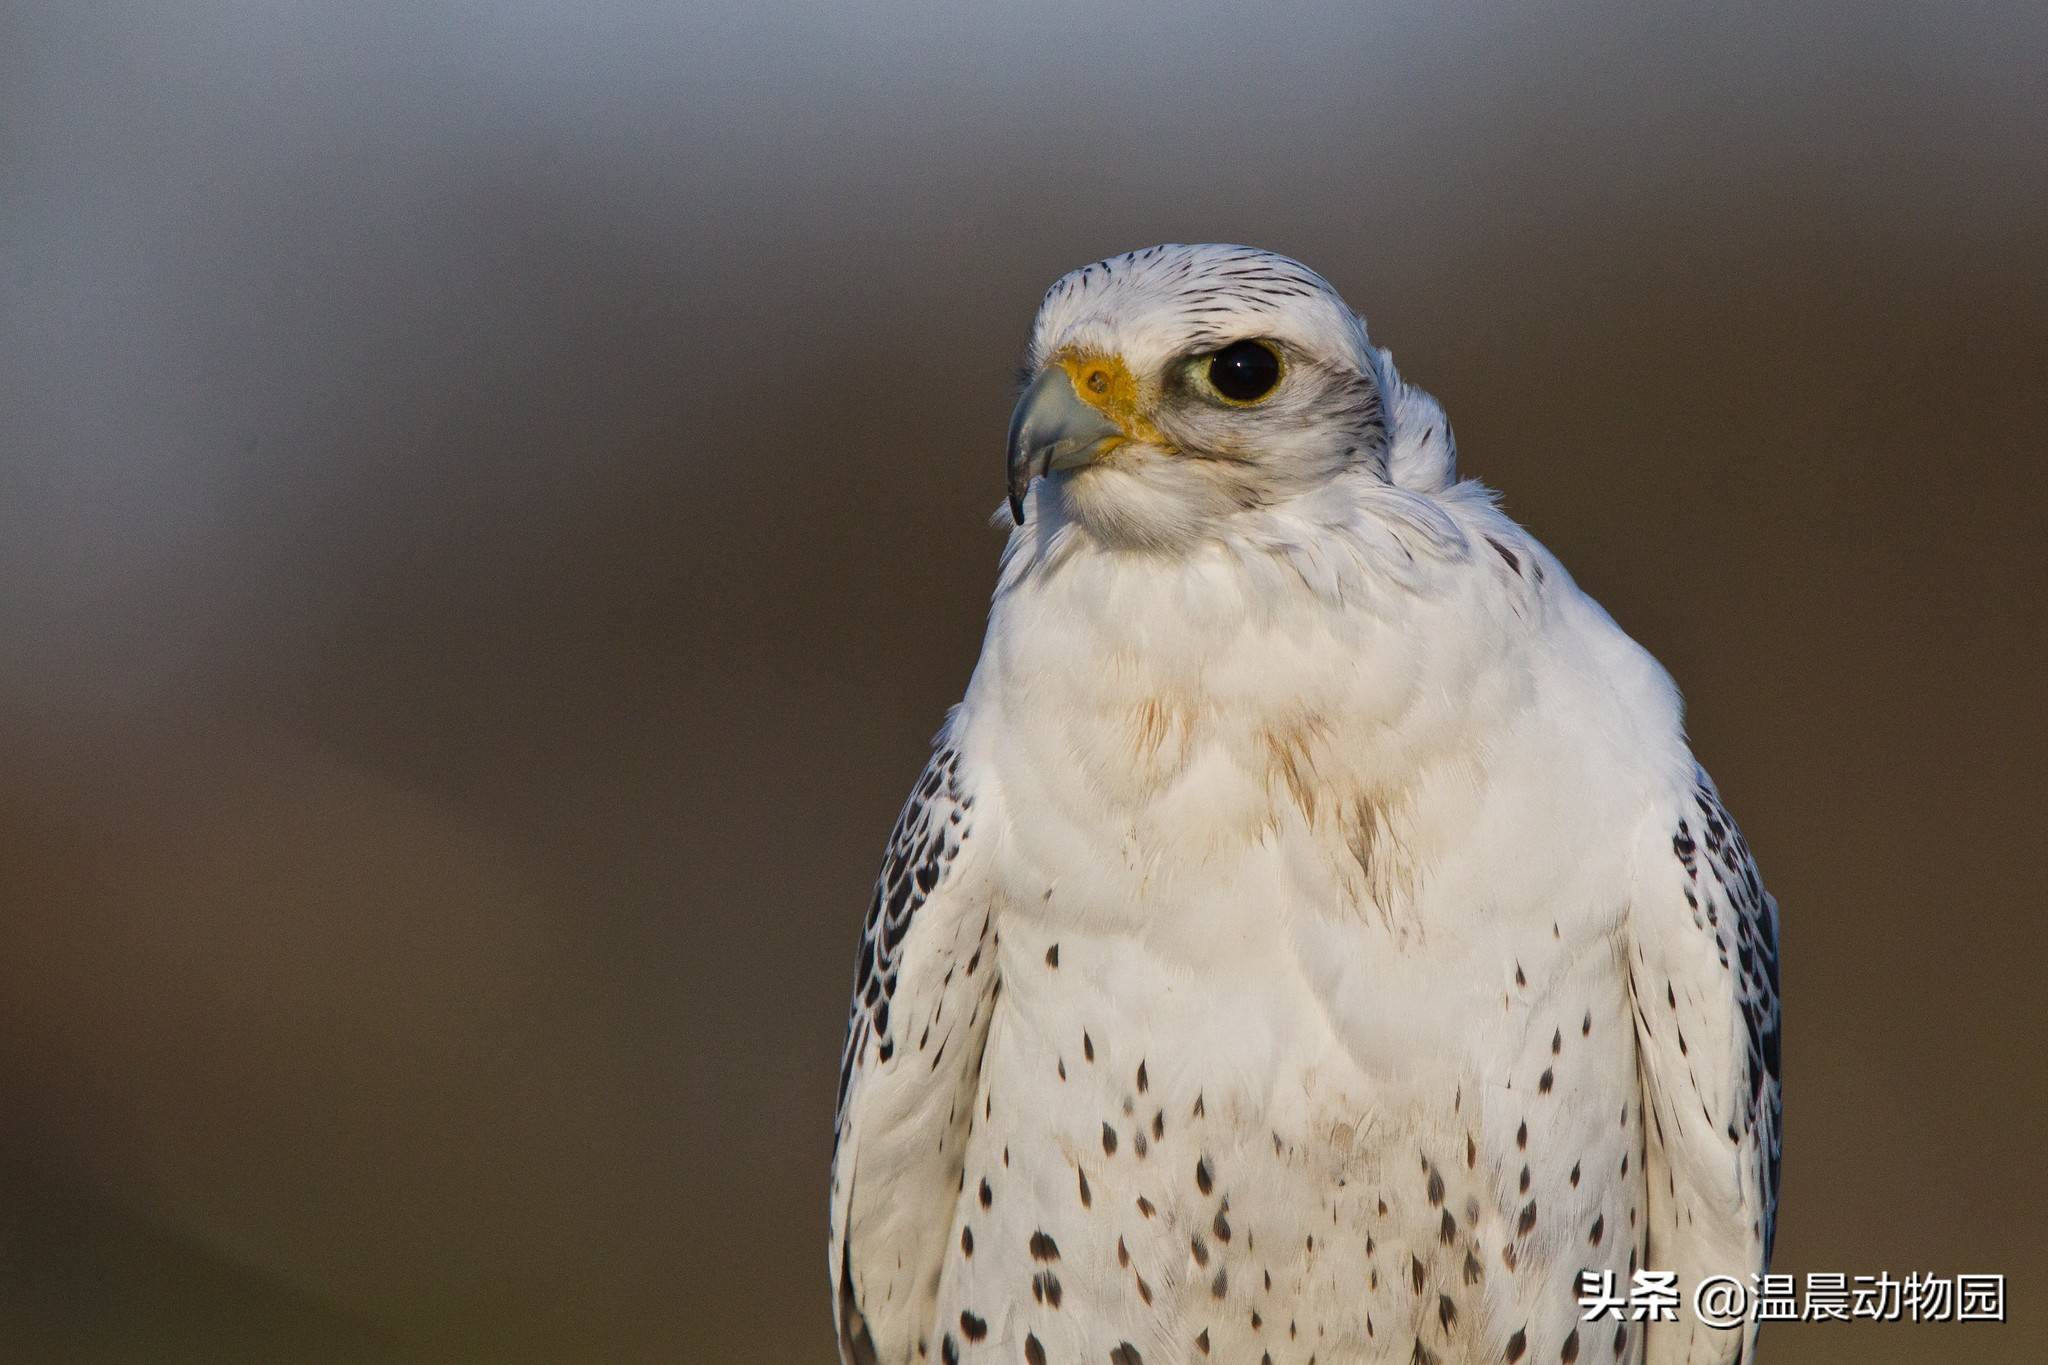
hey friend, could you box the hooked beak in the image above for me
[1005,365,1126,524]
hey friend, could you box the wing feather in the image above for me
[1630,767,1781,1365]
[829,738,998,1365]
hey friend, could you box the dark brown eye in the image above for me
[1206,340,1281,403]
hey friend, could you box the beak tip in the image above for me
[1008,493,1026,525]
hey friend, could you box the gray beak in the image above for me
[1006,366,1125,524]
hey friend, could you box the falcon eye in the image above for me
[1204,340,1282,404]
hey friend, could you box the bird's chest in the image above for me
[932,568,1649,1361]
[980,650,1442,951]
[974,556,1447,914]
[928,916,1646,1365]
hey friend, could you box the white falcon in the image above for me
[830,245,1781,1365]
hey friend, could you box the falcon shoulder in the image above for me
[1629,766,1782,1365]
[829,734,999,1365]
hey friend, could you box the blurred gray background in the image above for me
[3,2,2044,1361]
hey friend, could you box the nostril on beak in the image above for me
[1005,364,1127,525]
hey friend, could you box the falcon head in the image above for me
[1007,244,1446,551]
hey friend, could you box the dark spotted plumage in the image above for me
[1621,767,1782,1364]
[1662,774,1783,1257]
[831,739,988,1365]
[836,743,970,1123]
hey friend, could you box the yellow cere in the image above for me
[1055,351,1166,448]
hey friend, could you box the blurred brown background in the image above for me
[2,2,2043,1362]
